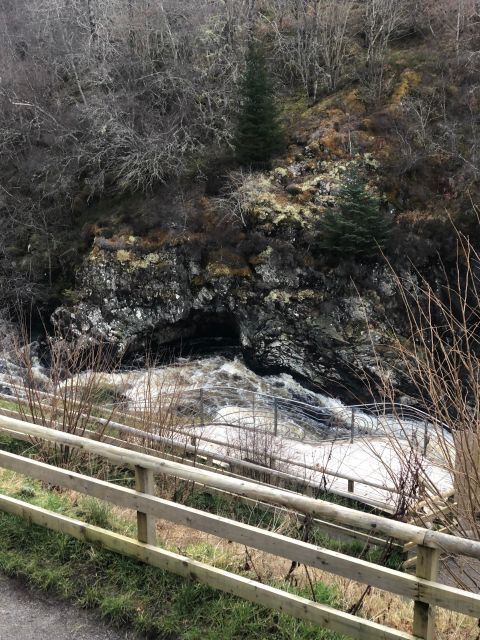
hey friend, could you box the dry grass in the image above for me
[357,213,480,592]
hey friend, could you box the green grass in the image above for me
[0,463,347,640]
[182,488,404,569]
[0,515,344,640]
[0,435,31,456]
[0,434,406,638]
[0,397,22,412]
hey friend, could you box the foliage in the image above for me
[0,0,479,311]
[233,42,284,167]
[318,171,391,259]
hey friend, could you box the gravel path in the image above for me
[0,574,142,640]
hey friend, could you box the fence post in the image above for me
[350,408,355,444]
[412,544,440,639]
[135,465,156,545]
[252,391,256,429]
[347,479,354,494]
[273,398,278,437]
[423,420,429,457]
[199,389,205,428]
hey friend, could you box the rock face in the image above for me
[53,90,417,401]
[53,227,412,401]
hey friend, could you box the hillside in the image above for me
[0,1,479,399]
[2,5,480,637]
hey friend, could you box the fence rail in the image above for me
[1,382,452,513]
[0,396,404,512]
[5,383,452,445]
[0,416,479,640]
[0,417,400,551]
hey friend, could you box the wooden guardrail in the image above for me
[0,414,474,554]
[0,395,400,511]
[403,493,458,571]
[0,416,403,552]
[1,416,480,640]
[0,417,400,551]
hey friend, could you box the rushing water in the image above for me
[0,350,452,445]
[114,355,335,404]
[71,354,445,439]
[83,354,453,508]
[0,349,454,508]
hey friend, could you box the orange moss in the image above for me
[342,89,366,115]
[206,263,252,278]
[318,131,348,158]
[206,249,252,278]
[142,229,171,247]
[390,69,421,108]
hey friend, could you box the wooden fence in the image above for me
[1,416,480,640]
[403,492,457,571]
[0,413,402,551]
[0,392,420,512]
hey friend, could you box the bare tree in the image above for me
[269,0,353,98]
[318,0,353,92]
[423,0,477,60]
[363,0,408,103]
[377,216,480,546]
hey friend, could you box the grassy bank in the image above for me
[0,511,341,639]
[0,440,344,640]
[0,434,477,640]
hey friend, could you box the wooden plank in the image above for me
[0,493,416,640]
[177,482,401,549]
[0,429,398,551]
[0,421,338,499]
[0,449,479,618]
[0,421,259,486]
[135,466,156,545]
[1,419,388,524]
[0,393,400,495]
[1,405,390,509]
[1,415,479,557]
[403,555,418,570]
[272,454,398,493]
[0,423,400,551]
[413,545,440,639]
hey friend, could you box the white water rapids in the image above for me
[0,353,454,511]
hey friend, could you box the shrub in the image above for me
[318,170,391,259]
[233,42,284,168]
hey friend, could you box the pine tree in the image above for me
[233,42,284,167]
[319,171,391,259]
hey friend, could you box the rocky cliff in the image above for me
[54,159,414,402]
[53,84,433,401]
[55,234,409,401]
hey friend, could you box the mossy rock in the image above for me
[206,262,252,278]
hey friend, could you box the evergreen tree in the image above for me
[319,171,391,259]
[233,42,284,167]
